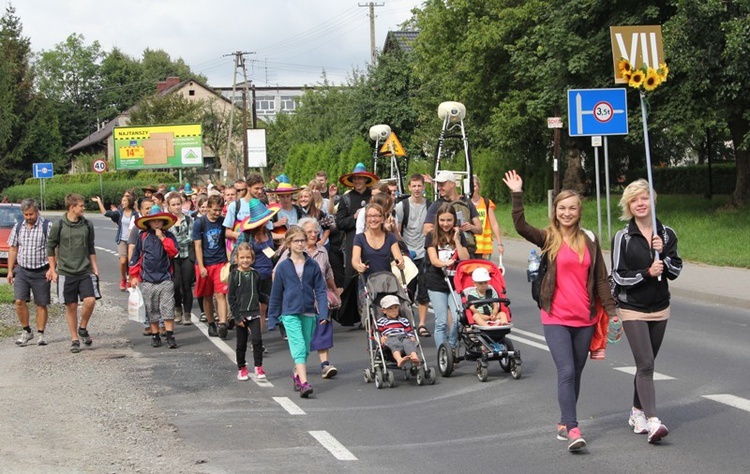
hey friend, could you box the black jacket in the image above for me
[227,268,267,321]
[611,219,682,312]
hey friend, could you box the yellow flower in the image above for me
[643,68,661,91]
[629,69,645,88]
[617,58,632,75]
[621,70,632,82]
[657,63,669,82]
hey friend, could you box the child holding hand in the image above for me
[467,267,508,326]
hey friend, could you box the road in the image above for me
[89,213,750,473]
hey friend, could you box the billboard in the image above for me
[113,124,204,170]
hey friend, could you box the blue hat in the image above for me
[183,183,195,196]
[239,199,281,231]
[276,174,290,184]
[339,162,379,188]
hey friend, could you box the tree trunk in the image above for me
[562,140,586,195]
[728,118,749,208]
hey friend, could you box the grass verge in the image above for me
[494,194,750,268]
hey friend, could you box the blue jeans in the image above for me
[428,290,461,349]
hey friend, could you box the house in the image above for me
[382,30,418,55]
[215,84,308,124]
[66,77,243,178]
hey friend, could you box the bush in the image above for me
[625,163,736,194]
[22,170,176,186]
[2,178,181,210]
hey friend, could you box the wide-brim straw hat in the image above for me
[267,182,301,195]
[339,162,379,188]
[141,185,157,193]
[135,211,177,231]
[240,200,281,231]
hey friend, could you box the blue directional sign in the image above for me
[33,162,54,179]
[567,88,628,137]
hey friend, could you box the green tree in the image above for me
[98,48,145,121]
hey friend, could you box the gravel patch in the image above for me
[0,284,203,473]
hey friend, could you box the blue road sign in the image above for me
[33,162,54,179]
[567,88,628,137]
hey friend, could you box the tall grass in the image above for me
[494,194,750,268]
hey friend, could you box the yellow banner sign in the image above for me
[610,25,665,84]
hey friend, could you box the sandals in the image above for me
[417,325,432,337]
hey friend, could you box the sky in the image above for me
[11,0,423,88]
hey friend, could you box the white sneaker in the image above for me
[647,417,669,443]
[36,333,47,346]
[629,408,649,434]
[16,331,33,346]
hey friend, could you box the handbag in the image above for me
[530,252,549,309]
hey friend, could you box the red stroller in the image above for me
[437,259,522,381]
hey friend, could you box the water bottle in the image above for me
[527,249,541,282]
[607,317,623,344]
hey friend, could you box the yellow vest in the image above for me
[473,197,494,255]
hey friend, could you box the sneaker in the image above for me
[629,408,649,434]
[119,278,127,291]
[36,333,47,346]
[567,427,586,451]
[166,336,177,349]
[647,417,669,443]
[321,364,338,379]
[262,345,269,354]
[70,340,81,353]
[208,323,218,337]
[218,323,228,339]
[151,335,162,347]
[16,331,33,346]
[227,319,235,330]
[174,308,183,325]
[237,366,250,381]
[557,423,568,441]
[199,312,207,322]
[291,373,302,392]
[78,328,92,346]
[143,327,151,337]
[255,366,267,381]
[299,382,313,398]
[182,313,193,326]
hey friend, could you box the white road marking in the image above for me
[507,334,549,352]
[273,397,306,415]
[613,366,675,380]
[512,328,547,342]
[309,431,358,461]
[703,394,750,413]
[190,316,274,387]
[95,245,119,257]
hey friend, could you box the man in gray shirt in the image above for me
[395,174,432,338]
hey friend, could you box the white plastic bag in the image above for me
[127,287,146,324]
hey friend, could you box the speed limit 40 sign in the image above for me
[92,159,107,173]
[567,88,628,137]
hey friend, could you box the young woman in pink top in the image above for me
[503,170,616,452]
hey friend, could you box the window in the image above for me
[280,96,297,111]
[188,89,195,96]
[255,96,275,114]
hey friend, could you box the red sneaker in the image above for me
[119,278,127,291]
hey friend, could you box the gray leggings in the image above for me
[623,319,668,418]
[543,324,595,430]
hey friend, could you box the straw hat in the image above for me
[135,205,177,230]
[267,182,301,195]
[339,162,379,188]
[141,185,157,193]
[240,199,281,231]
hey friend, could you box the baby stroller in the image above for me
[437,259,522,381]
[362,271,437,388]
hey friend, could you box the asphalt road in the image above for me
[89,214,750,473]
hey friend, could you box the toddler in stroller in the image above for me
[437,259,522,381]
[362,271,436,388]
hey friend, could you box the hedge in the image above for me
[625,163,736,195]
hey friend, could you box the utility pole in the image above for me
[359,2,384,66]
[222,50,255,180]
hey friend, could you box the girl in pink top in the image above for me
[503,170,616,453]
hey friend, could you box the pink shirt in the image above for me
[541,243,594,327]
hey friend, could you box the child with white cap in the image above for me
[376,295,420,368]
[467,267,507,326]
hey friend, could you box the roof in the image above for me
[383,31,419,54]
[66,77,234,154]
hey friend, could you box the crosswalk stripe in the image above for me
[703,394,750,413]
[613,366,676,380]
[273,397,306,415]
[309,431,358,461]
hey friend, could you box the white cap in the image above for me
[433,171,455,183]
[380,295,400,308]
[472,267,491,282]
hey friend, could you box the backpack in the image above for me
[53,217,93,247]
[448,198,477,255]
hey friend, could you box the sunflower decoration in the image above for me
[619,58,668,92]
